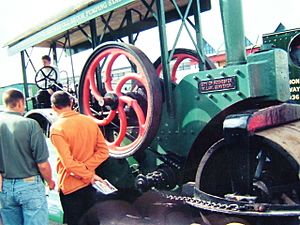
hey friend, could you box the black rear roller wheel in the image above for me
[195,136,300,216]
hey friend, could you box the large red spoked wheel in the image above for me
[153,48,216,83]
[79,42,162,158]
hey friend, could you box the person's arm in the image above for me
[91,174,105,184]
[37,161,55,190]
[50,133,95,183]
[84,128,109,171]
[30,121,55,189]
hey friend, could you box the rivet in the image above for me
[195,95,200,100]
[222,93,227,97]
[208,94,213,99]
[236,91,242,96]
[234,69,240,74]
[193,76,199,81]
[206,74,212,78]
[220,72,226,77]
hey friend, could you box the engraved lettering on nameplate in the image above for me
[199,76,237,93]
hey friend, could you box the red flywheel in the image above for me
[154,48,216,83]
[79,42,162,158]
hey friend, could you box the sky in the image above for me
[0,0,299,87]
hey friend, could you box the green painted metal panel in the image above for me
[48,191,64,223]
[219,0,246,65]
[7,0,136,55]
[149,48,289,161]
[156,0,174,116]
[263,28,300,104]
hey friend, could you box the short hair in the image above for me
[51,91,71,109]
[2,89,24,108]
[42,55,51,62]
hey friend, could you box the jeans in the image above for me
[0,175,48,225]
[60,185,96,225]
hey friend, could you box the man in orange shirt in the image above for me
[50,91,109,225]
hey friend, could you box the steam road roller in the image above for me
[76,0,300,223]
[9,0,300,224]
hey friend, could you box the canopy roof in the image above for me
[4,0,211,55]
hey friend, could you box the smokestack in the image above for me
[219,0,247,65]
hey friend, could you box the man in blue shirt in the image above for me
[0,89,55,225]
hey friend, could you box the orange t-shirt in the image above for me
[50,111,109,194]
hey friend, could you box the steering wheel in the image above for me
[35,66,58,90]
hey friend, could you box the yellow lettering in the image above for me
[291,94,300,100]
[290,79,300,85]
[290,86,300,93]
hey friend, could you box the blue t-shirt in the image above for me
[0,111,49,178]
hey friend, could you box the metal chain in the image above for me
[153,189,300,216]
[155,189,241,212]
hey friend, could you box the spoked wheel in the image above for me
[195,136,300,216]
[79,42,162,158]
[35,66,58,90]
[153,48,216,83]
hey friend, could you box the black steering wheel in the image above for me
[35,66,58,90]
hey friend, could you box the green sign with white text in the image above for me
[8,0,135,55]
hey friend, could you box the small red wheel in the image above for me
[79,42,162,158]
[153,48,216,83]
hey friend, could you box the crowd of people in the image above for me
[0,88,109,225]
